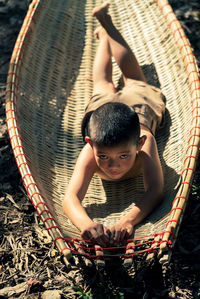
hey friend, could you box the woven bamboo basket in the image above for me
[6,0,200,264]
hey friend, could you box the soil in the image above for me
[0,0,200,298]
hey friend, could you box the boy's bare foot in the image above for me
[94,26,106,39]
[92,2,110,21]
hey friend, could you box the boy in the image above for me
[63,2,165,247]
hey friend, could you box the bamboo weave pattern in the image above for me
[6,0,200,261]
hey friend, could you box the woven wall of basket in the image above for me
[6,0,200,264]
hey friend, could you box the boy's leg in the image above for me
[92,26,116,95]
[93,2,146,84]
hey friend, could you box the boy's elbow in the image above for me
[62,189,82,212]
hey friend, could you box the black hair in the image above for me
[82,102,140,146]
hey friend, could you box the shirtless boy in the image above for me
[63,2,165,247]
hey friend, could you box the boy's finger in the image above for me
[108,231,114,244]
[104,227,110,237]
[93,227,108,247]
[98,226,109,242]
[121,229,128,241]
[81,231,87,240]
[103,227,111,242]
[100,230,110,247]
[96,236,106,247]
[114,230,121,243]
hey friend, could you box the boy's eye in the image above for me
[120,155,128,159]
[99,155,108,160]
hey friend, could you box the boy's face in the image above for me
[92,139,142,180]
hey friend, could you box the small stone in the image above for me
[42,290,62,299]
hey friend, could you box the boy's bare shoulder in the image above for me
[77,143,98,170]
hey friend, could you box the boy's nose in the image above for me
[108,159,119,168]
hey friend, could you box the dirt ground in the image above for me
[0,0,200,298]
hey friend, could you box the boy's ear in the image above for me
[85,136,93,147]
[137,135,147,151]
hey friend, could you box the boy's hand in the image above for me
[109,221,133,244]
[81,222,110,247]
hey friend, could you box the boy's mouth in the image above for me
[109,170,121,176]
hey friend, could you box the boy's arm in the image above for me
[62,144,110,246]
[110,131,164,243]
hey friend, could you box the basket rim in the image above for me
[5,0,200,261]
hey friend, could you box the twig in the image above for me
[6,194,21,210]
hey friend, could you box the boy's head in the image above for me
[84,102,146,180]
[86,102,140,146]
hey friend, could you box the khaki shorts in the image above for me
[82,80,165,136]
